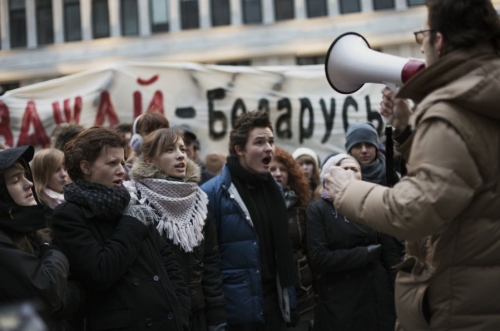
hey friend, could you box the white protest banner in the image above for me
[0,62,386,161]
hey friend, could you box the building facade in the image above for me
[0,0,498,92]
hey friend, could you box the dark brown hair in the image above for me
[141,128,184,161]
[427,0,500,55]
[228,110,273,157]
[273,147,312,208]
[136,112,170,137]
[64,127,127,181]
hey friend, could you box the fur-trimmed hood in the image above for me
[130,156,201,183]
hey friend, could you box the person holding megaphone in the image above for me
[323,0,500,330]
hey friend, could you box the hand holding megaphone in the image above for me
[380,86,413,131]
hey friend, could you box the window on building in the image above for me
[297,55,325,65]
[150,0,169,32]
[275,0,294,21]
[211,0,230,27]
[36,0,54,45]
[339,0,360,14]
[121,0,139,36]
[217,60,251,65]
[373,0,394,10]
[307,0,327,17]
[64,0,82,41]
[92,0,110,38]
[181,0,199,30]
[10,0,27,48]
[242,0,262,24]
[407,0,425,6]
[0,82,20,96]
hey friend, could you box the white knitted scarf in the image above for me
[136,178,208,252]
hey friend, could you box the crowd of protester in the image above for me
[0,108,406,331]
[2,0,500,330]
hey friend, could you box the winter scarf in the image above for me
[226,156,299,288]
[64,179,130,221]
[360,153,387,185]
[283,188,299,210]
[0,205,47,234]
[136,178,208,252]
[44,188,65,210]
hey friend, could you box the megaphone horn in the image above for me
[325,32,425,94]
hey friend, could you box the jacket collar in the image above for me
[398,44,498,103]
[219,164,233,191]
[398,44,500,124]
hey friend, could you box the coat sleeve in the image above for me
[51,205,149,290]
[379,233,404,287]
[152,227,191,313]
[306,202,369,274]
[0,239,69,314]
[334,119,482,241]
[201,214,227,327]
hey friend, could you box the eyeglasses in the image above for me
[413,29,435,45]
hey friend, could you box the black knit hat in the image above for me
[345,122,379,153]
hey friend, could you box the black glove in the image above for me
[287,309,301,328]
[366,244,382,263]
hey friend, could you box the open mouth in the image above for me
[113,179,122,186]
[262,156,272,165]
[174,163,186,170]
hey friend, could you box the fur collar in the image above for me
[130,157,201,183]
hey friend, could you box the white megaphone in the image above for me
[325,32,425,94]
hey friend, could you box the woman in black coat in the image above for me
[306,154,395,331]
[127,128,226,331]
[270,146,315,330]
[51,127,191,331]
[0,145,81,330]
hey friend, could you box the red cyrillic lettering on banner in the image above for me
[0,102,13,147]
[17,101,50,148]
[52,102,63,125]
[147,91,164,114]
[133,91,142,119]
[52,96,83,124]
[133,91,165,117]
[137,75,159,86]
[94,91,119,127]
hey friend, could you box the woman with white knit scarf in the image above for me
[127,128,227,331]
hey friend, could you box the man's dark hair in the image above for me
[228,110,273,157]
[427,0,500,55]
[64,127,127,181]
[51,123,85,151]
[114,123,133,134]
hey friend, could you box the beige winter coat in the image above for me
[334,45,500,331]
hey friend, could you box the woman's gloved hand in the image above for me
[366,244,382,263]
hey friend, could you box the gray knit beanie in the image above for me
[345,122,379,153]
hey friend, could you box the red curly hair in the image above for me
[273,146,312,208]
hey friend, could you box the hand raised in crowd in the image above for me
[380,86,413,131]
[35,228,53,246]
[324,166,356,201]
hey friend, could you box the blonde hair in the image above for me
[32,149,65,205]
